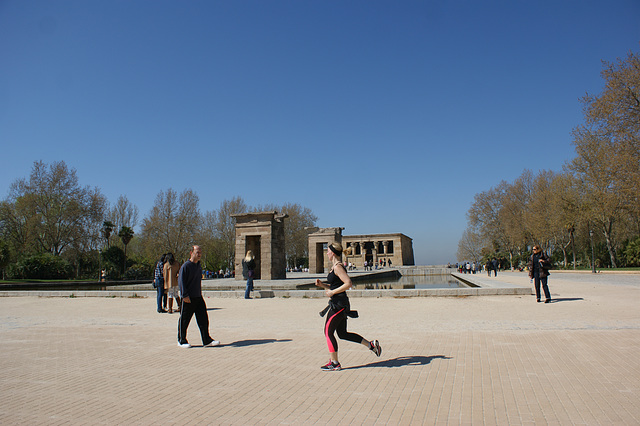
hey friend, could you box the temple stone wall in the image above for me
[307,227,343,273]
[308,228,414,272]
[232,211,288,280]
[342,233,414,268]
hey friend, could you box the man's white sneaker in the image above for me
[204,340,220,347]
[177,342,191,348]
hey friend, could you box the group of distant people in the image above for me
[454,248,553,303]
[456,258,501,275]
[362,258,392,271]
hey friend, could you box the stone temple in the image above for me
[308,227,414,273]
[233,212,414,278]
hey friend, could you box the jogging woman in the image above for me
[315,242,382,371]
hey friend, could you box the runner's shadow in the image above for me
[345,355,452,370]
[222,339,293,348]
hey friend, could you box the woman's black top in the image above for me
[327,265,350,309]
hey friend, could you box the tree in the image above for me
[109,195,139,237]
[456,228,485,264]
[467,182,520,266]
[208,197,248,269]
[102,221,114,249]
[0,197,38,255]
[0,161,107,256]
[526,170,555,248]
[0,238,10,280]
[549,172,582,269]
[118,226,134,273]
[501,172,533,267]
[140,188,200,259]
[568,50,640,268]
[257,202,318,268]
[101,246,126,279]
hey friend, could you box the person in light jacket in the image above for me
[163,253,181,313]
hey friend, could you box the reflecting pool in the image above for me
[299,274,468,290]
[353,274,468,289]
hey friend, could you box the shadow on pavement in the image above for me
[549,298,584,303]
[222,339,293,348]
[346,355,452,370]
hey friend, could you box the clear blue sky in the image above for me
[1,1,639,265]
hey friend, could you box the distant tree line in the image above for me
[458,50,640,270]
[0,164,317,280]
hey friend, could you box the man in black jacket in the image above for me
[177,245,219,348]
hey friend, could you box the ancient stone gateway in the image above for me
[307,227,344,273]
[232,211,288,280]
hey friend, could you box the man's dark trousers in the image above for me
[178,296,212,345]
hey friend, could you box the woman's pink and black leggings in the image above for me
[324,308,364,352]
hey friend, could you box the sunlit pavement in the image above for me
[1,271,639,424]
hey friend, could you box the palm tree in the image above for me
[102,221,115,249]
[118,226,134,274]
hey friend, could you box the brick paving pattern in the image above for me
[0,271,638,425]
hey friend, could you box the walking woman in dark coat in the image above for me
[527,245,552,303]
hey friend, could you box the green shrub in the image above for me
[124,263,153,280]
[621,237,640,267]
[9,253,73,280]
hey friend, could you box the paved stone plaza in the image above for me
[0,271,639,425]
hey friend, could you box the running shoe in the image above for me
[204,340,220,347]
[177,341,191,348]
[370,340,382,357]
[320,361,341,371]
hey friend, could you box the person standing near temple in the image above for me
[242,250,256,299]
[177,245,219,348]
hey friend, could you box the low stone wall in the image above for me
[397,265,456,276]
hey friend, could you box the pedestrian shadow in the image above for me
[548,298,584,303]
[345,355,452,370]
[222,339,293,348]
